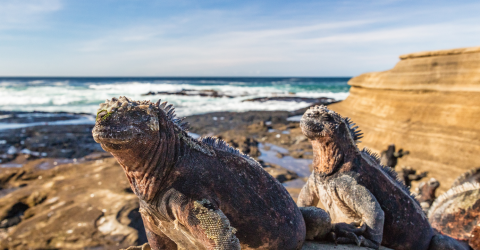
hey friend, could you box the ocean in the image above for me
[0,77,350,117]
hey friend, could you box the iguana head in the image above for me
[300,105,363,144]
[300,105,364,175]
[92,96,186,152]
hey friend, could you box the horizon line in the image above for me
[0,76,353,78]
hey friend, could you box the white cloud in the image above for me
[67,15,480,76]
[2,1,480,76]
[0,0,62,29]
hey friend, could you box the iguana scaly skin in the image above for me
[451,167,480,188]
[428,182,480,249]
[415,178,440,213]
[92,97,306,250]
[296,105,469,250]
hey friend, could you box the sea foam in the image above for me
[0,78,350,116]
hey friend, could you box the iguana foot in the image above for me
[328,223,368,245]
[299,206,332,240]
[358,236,380,249]
[429,234,471,250]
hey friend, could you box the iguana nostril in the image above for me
[307,111,320,118]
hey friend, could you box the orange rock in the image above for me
[330,46,480,192]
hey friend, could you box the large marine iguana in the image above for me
[451,167,480,188]
[92,97,306,250]
[296,105,469,250]
[428,182,480,249]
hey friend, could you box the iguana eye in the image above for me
[97,110,108,120]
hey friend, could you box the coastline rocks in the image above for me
[0,124,103,165]
[329,46,480,192]
[142,89,237,98]
[242,96,336,104]
[0,155,147,249]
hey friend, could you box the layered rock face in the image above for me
[330,46,480,192]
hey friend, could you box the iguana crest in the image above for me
[451,167,480,188]
[428,182,480,219]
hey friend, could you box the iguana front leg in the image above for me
[333,176,385,249]
[297,174,320,207]
[186,199,241,250]
[141,213,178,250]
[141,197,241,250]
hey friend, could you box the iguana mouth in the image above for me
[92,128,134,144]
[300,121,324,133]
[300,108,326,133]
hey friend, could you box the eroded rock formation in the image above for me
[329,46,480,192]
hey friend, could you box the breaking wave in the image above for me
[0,77,350,116]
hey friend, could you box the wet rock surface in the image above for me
[0,124,103,165]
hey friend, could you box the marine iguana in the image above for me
[379,144,409,169]
[399,166,428,188]
[428,182,480,249]
[451,167,480,188]
[415,178,440,213]
[296,105,469,250]
[92,97,306,250]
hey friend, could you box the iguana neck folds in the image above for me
[311,139,345,176]
[112,132,181,202]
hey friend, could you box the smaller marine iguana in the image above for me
[415,178,440,213]
[379,144,409,169]
[428,182,480,249]
[297,105,469,250]
[92,97,307,250]
[399,166,428,188]
[451,167,480,188]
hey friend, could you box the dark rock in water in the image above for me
[242,96,336,104]
[185,110,291,136]
[0,124,104,164]
[142,89,237,98]
[0,110,90,124]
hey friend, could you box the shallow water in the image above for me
[0,115,95,130]
[258,143,312,177]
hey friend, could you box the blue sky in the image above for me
[1,0,479,76]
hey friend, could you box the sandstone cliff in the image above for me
[330,46,480,192]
